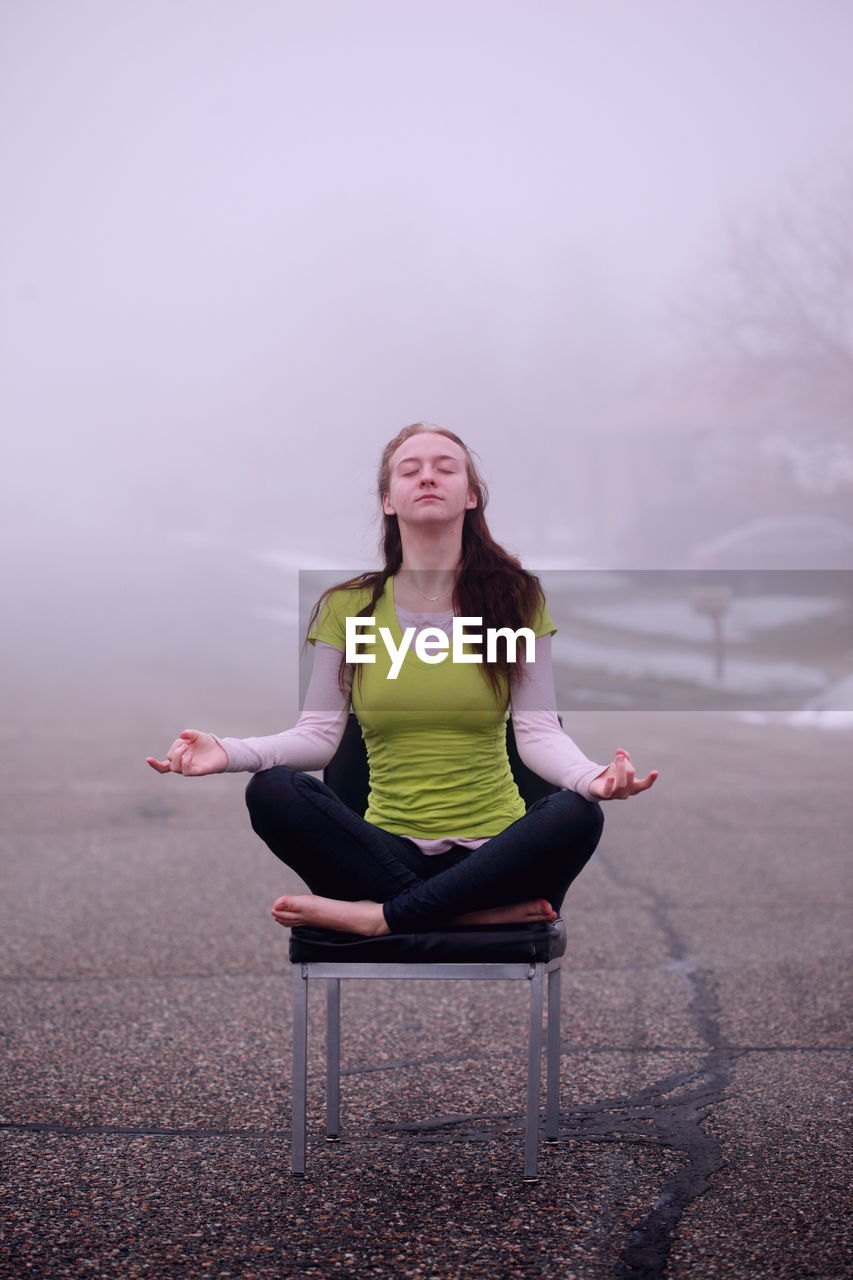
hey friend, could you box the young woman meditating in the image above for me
[147,423,658,936]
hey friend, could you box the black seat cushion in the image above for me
[289,916,566,964]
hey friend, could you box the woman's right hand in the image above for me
[146,730,228,776]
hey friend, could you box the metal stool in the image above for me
[288,716,566,1180]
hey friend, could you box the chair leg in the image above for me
[291,967,308,1177]
[325,978,341,1140]
[545,965,561,1142]
[523,963,545,1181]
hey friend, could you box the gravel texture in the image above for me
[1,549,851,1279]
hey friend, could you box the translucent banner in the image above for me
[297,570,853,712]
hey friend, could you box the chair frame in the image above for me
[291,954,563,1180]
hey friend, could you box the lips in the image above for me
[416,494,441,501]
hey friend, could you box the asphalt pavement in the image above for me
[1,542,850,1279]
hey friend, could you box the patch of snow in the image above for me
[552,634,828,695]
[803,672,853,711]
[570,594,846,643]
[734,710,853,730]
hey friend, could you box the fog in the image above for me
[2,0,852,733]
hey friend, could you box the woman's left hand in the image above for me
[588,749,659,801]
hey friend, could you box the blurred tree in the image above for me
[683,166,853,498]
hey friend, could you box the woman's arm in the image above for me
[214,642,352,772]
[509,634,609,801]
[510,635,659,800]
[147,642,352,776]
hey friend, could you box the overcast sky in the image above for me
[3,0,851,568]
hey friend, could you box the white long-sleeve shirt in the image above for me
[215,605,607,854]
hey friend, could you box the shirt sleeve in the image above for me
[531,593,558,638]
[307,588,362,649]
[213,641,352,773]
[509,632,608,801]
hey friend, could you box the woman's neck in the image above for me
[394,520,463,602]
[397,522,462,573]
[397,562,460,602]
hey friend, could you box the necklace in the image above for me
[400,576,455,603]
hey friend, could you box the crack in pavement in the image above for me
[0,850,743,1277]
[584,848,739,1280]
[0,857,737,1280]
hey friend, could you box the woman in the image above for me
[147,423,658,936]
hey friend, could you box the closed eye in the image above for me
[396,454,462,475]
[399,465,458,478]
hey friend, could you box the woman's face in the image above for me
[382,432,477,526]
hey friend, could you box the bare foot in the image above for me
[454,899,557,926]
[271,894,390,936]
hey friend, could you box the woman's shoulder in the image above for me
[515,573,556,637]
[531,591,557,637]
[321,581,379,616]
[308,578,382,646]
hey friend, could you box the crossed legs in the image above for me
[246,766,604,936]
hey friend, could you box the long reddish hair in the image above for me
[306,423,546,703]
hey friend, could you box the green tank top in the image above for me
[307,576,557,839]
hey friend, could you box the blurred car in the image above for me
[690,516,853,570]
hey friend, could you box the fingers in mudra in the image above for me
[595,749,658,799]
[145,730,225,776]
[616,749,659,794]
[145,734,189,773]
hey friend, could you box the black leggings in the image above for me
[246,766,604,933]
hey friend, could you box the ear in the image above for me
[465,489,477,510]
[381,493,395,516]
